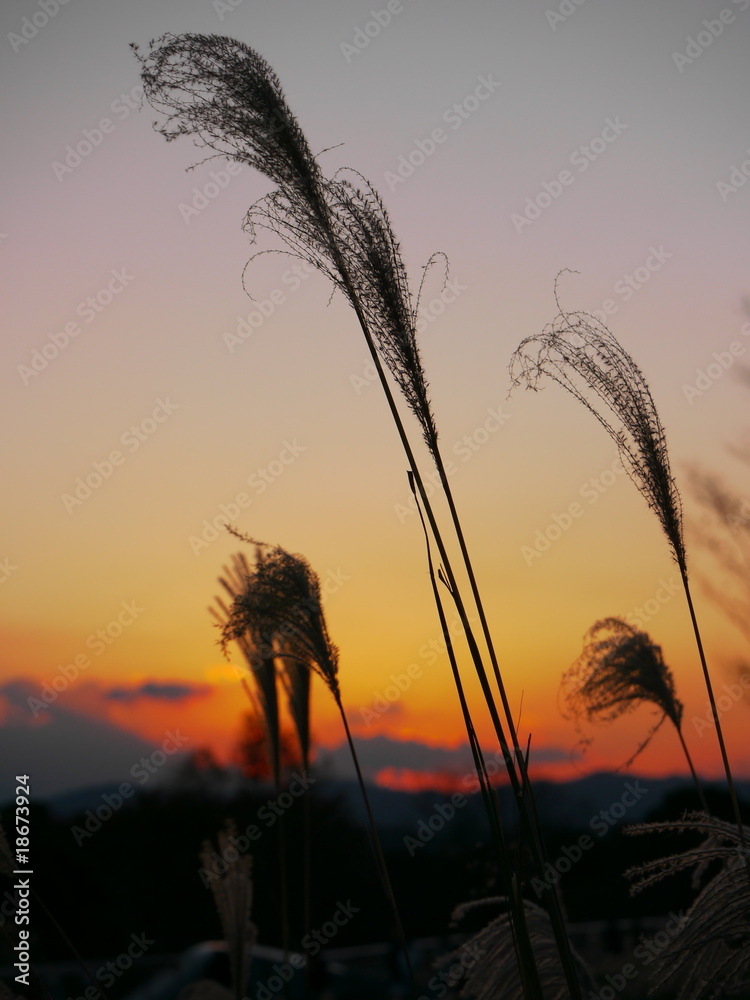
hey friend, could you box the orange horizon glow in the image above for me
[3,0,750,802]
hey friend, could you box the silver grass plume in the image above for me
[218,532,340,702]
[626,812,750,999]
[243,170,439,450]
[444,897,594,1000]
[211,552,281,787]
[217,530,416,990]
[199,821,256,1000]
[212,552,292,969]
[560,618,685,768]
[510,276,685,568]
[276,633,312,963]
[135,40,572,993]
[326,178,440,451]
[512,278,746,858]
[132,32,337,360]
[134,34,438,452]
[277,636,311,770]
[134,40,526,849]
[132,34,320,196]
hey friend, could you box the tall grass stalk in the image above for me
[409,474,545,1000]
[420,429,588,998]
[322,236,583,993]
[309,130,583,1000]
[345,283,583,998]
[511,283,746,863]
[679,567,741,817]
[237,676,290,978]
[278,641,312,948]
[212,562,290,971]
[200,821,256,1000]
[217,535,418,996]
[135,37,581,994]
[332,696,417,996]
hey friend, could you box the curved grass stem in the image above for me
[429,440,585,999]
[411,475,545,1000]
[679,564,749,875]
[334,697,418,998]
[305,186,582,1000]
[675,724,710,812]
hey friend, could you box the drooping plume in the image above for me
[218,532,340,701]
[561,617,683,765]
[512,276,744,855]
[214,530,416,988]
[211,551,281,786]
[132,33,320,194]
[242,169,439,451]
[277,636,311,770]
[626,813,750,999]
[510,280,685,567]
[134,34,438,453]
[444,897,594,999]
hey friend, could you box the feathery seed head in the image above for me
[212,550,281,785]
[626,813,750,998]
[134,34,439,456]
[325,173,438,451]
[277,635,311,769]
[510,277,685,566]
[446,896,593,999]
[243,171,439,452]
[219,534,340,700]
[133,33,319,194]
[561,617,683,766]
[199,820,255,999]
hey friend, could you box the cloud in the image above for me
[103,680,212,703]
[317,733,571,783]
[0,676,198,801]
[0,678,38,707]
[0,701,160,801]
[525,745,570,764]
[0,677,50,724]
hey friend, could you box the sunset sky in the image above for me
[2,0,750,800]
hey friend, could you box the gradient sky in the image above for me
[2,0,750,799]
